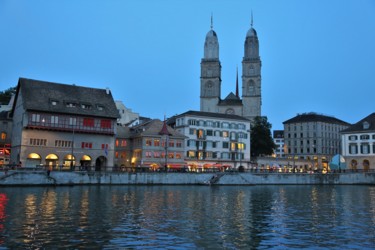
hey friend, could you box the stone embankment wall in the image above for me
[1,171,375,186]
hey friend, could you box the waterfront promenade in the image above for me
[1,169,374,186]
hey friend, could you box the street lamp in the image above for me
[159,117,171,172]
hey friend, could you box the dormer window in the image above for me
[50,100,58,106]
[66,102,77,108]
[363,121,370,130]
[97,105,104,111]
[81,104,92,110]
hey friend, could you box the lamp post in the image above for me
[159,117,170,172]
[70,118,76,170]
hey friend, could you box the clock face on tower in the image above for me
[206,82,213,88]
[226,108,235,115]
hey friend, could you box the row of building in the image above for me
[0,78,251,171]
[1,17,374,172]
[272,112,375,171]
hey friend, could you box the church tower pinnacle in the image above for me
[242,13,262,121]
[200,14,221,113]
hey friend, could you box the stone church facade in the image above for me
[200,18,262,122]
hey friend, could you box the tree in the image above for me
[0,87,16,105]
[250,116,276,157]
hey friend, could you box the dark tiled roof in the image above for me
[273,130,284,138]
[116,125,130,138]
[218,92,242,106]
[283,112,350,126]
[130,119,186,138]
[340,113,375,133]
[16,78,119,119]
[175,110,250,121]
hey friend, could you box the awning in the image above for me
[168,163,189,169]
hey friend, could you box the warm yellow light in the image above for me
[81,155,91,161]
[28,153,41,159]
[66,154,75,160]
[46,154,58,160]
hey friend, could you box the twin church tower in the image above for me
[200,16,262,122]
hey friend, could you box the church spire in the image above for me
[235,66,239,97]
[251,10,253,27]
[210,13,213,30]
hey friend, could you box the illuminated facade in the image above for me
[10,78,119,169]
[283,112,350,169]
[0,111,12,166]
[341,113,375,171]
[115,119,186,170]
[171,110,251,170]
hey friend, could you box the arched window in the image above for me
[247,80,255,95]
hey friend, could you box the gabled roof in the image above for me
[283,112,350,126]
[340,113,375,133]
[218,92,242,106]
[13,78,119,119]
[129,119,186,138]
[174,110,250,122]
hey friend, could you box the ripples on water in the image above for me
[0,185,374,249]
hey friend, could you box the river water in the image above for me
[0,185,374,249]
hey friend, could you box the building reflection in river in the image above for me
[0,186,374,249]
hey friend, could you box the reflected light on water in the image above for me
[0,185,374,249]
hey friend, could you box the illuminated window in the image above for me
[176,153,181,159]
[1,132,6,140]
[169,140,174,147]
[145,152,152,158]
[154,139,160,147]
[146,139,152,146]
[154,152,160,158]
[188,151,195,158]
[222,131,229,138]
[198,130,204,139]
[168,153,174,159]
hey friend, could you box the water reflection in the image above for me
[0,185,374,249]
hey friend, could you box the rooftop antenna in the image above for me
[211,12,213,30]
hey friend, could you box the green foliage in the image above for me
[0,87,16,105]
[250,116,276,157]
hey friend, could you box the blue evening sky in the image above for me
[1,0,374,131]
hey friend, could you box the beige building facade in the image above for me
[200,18,261,122]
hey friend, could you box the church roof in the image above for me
[246,27,257,37]
[206,29,217,38]
[218,92,242,106]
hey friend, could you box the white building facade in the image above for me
[341,113,375,171]
[172,111,251,170]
